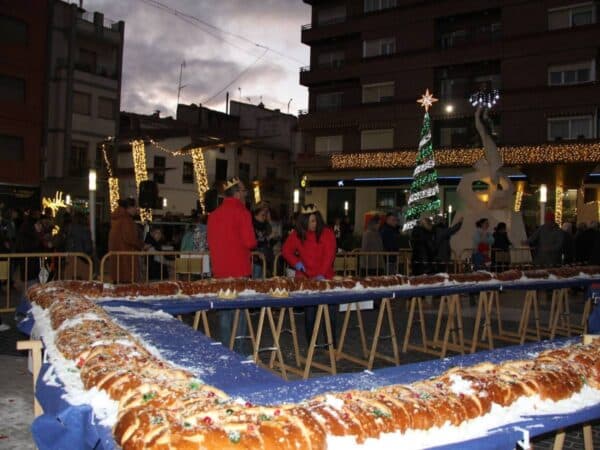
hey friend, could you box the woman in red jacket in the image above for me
[282,204,337,346]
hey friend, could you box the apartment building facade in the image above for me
[0,0,49,208]
[298,0,600,228]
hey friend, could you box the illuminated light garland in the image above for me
[413,159,436,177]
[191,148,209,212]
[131,140,152,222]
[514,184,524,212]
[408,185,439,204]
[42,191,67,217]
[108,177,120,213]
[470,89,500,108]
[411,171,439,192]
[555,185,564,225]
[330,142,600,170]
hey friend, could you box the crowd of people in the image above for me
[4,182,600,339]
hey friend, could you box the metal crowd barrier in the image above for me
[0,252,93,313]
[272,249,413,277]
[99,251,267,284]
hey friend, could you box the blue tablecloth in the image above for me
[25,276,600,449]
[94,276,599,315]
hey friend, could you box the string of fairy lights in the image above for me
[101,142,121,213]
[131,140,153,222]
[330,142,600,170]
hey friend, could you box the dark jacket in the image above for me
[410,225,435,275]
[561,230,575,265]
[145,234,169,280]
[253,218,274,272]
[528,222,564,267]
[380,223,400,263]
[492,230,512,269]
[575,228,596,263]
[65,223,93,256]
[15,218,47,280]
[433,221,462,265]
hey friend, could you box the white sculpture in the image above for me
[450,104,529,265]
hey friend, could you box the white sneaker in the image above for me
[0,323,10,332]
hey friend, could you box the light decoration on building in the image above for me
[190,148,209,212]
[131,139,152,222]
[42,191,68,217]
[101,142,120,213]
[514,183,524,212]
[330,142,600,170]
[469,89,500,108]
[555,185,564,225]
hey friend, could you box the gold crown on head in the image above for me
[301,204,319,214]
[223,177,241,191]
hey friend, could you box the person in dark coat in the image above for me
[433,215,463,273]
[380,213,400,274]
[575,222,595,264]
[145,226,171,280]
[561,222,575,265]
[527,211,564,268]
[491,222,512,272]
[410,216,435,276]
[252,203,275,279]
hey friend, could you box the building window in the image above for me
[548,60,595,86]
[362,82,395,103]
[98,97,115,119]
[0,134,24,161]
[315,92,343,111]
[547,116,593,140]
[77,48,97,73]
[440,29,468,49]
[318,51,344,68]
[364,0,397,13]
[238,162,250,185]
[376,189,407,210]
[361,129,394,150]
[68,141,88,177]
[182,161,194,184]
[317,5,346,25]
[315,135,343,155]
[548,3,596,30]
[363,37,396,58]
[0,15,27,45]
[73,91,91,115]
[153,156,166,184]
[215,158,228,183]
[0,74,25,102]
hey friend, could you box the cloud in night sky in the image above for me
[81,0,310,116]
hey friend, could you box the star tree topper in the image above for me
[417,89,438,112]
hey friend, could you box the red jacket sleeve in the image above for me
[282,231,301,268]
[317,228,336,278]
[239,208,257,250]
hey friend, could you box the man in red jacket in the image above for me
[207,177,257,351]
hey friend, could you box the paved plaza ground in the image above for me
[0,288,598,449]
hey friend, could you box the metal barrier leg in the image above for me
[16,340,43,418]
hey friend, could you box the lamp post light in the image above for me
[65,194,72,206]
[293,189,300,212]
[448,204,453,223]
[88,169,97,248]
[539,184,547,225]
[162,197,168,208]
[344,201,349,216]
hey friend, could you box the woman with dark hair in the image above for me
[472,218,494,270]
[282,204,337,345]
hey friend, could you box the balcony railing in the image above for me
[301,15,346,31]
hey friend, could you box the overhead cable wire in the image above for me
[137,0,307,66]
[202,48,269,106]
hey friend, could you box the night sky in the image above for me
[81,0,310,116]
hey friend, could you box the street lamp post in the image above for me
[293,189,300,212]
[539,184,547,225]
[344,201,349,216]
[89,169,97,248]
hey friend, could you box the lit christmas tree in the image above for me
[403,89,442,231]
